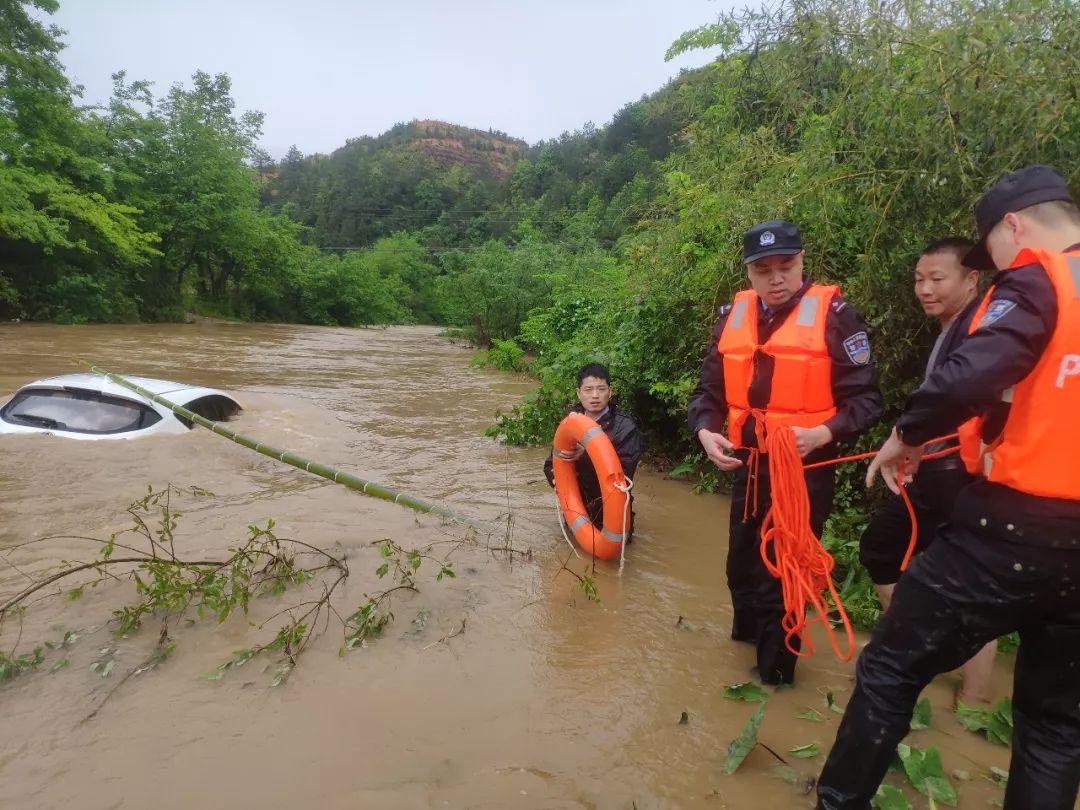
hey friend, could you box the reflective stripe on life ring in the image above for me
[552,412,629,561]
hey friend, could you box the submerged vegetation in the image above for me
[0,485,487,711]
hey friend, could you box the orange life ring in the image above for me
[552,412,629,561]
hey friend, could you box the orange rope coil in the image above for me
[755,426,959,662]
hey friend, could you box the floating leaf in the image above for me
[956,698,1012,746]
[952,769,971,781]
[50,658,70,673]
[989,766,1009,787]
[771,764,798,785]
[788,743,820,759]
[796,708,825,722]
[678,710,689,725]
[100,660,115,678]
[911,698,932,730]
[725,703,766,774]
[826,691,845,713]
[724,682,769,703]
[896,744,957,807]
[873,784,913,810]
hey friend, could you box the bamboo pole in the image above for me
[88,366,479,528]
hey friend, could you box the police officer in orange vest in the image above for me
[688,220,882,685]
[817,165,1080,809]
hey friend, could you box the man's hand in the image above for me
[866,427,923,494]
[790,424,834,458]
[698,428,743,471]
[554,443,585,462]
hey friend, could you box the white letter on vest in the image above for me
[1057,354,1080,388]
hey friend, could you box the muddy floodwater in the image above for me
[0,323,1019,809]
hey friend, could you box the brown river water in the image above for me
[0,323,1017,809]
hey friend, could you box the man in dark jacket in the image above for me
[688,220,882,685]
[544,363,642,531]
[817,165,1080,810]
[858,236,996,704]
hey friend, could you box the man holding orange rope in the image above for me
[857,236,997,705]
[818,165,1080,810]
[689,220,882,685]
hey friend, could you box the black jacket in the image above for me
[896,244,1080,543]
[543,403,642,491]
[918,296,981,468]
[687,281,883,455]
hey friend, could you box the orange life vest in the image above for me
[717,285,839,447]
[957,247,1080,499]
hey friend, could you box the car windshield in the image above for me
[0,388,162,434]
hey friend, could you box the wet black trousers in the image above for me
[728,455,836,685]
[858,461,974,586]
[817,519,1080,810]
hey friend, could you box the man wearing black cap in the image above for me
[817,166,1080,809]
[688,219,882,686]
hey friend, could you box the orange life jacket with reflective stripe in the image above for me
[717,285,839,447]
[957,247,1080,499]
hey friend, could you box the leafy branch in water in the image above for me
[555,551,601,604]
[0,484,477,708]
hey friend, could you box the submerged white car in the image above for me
[0,374,241,440]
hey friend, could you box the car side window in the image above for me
[0,389,162,434]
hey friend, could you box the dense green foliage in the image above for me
[0,3,439,326]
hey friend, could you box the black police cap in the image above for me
[743,220,803,264]
[964,165,1075,269]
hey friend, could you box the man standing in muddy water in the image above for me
[688,220,882,686]
[857,236,997,706]
[817,165,1080,809]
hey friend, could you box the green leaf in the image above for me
[826,691,845,714]
[771,764,799,785]
[796,708,825,722]
[724,703,766,775]
[788,743,820,759]
[66,586,84,601]
[873,785,913,810]
[910,698,932,730]
[895,744,957,807]
[989,766,1009,787]
[724,682,769,703]
[375,563,389,578]
[50,658,70,673]
[670,461,694,476]
[956,698,1012,746]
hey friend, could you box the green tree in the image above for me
[0,0,156,320]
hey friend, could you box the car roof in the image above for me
[20,374,238,408]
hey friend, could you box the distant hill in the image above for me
[262,66,722,249]
[408,119,528,179]
[260,119,529,247]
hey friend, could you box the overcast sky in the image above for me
[46,0,731,159]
